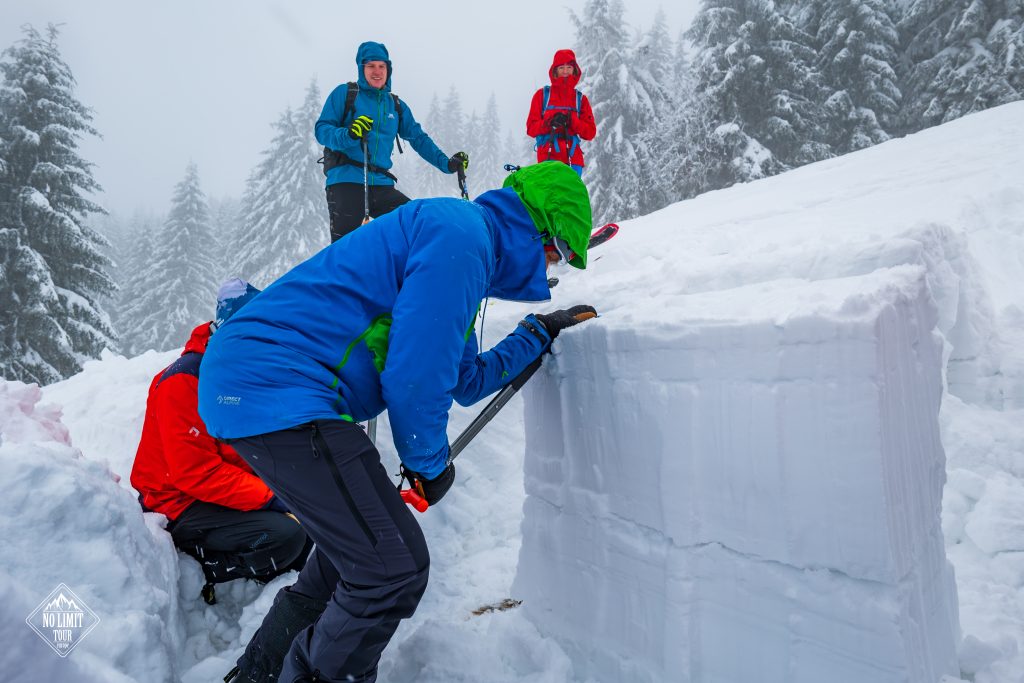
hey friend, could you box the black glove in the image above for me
[448,151,469,173]
[534,305,597,341]
[404,462,456,506]
[347,115,373,140]
[549,112,569,129]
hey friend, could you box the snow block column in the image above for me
[512,268,961,683]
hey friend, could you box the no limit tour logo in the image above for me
[26,584,100,657]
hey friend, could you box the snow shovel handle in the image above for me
[361,137,371,225]
[400,485,429,512]
[400,310,597,513]
[457,165,469,200]
[451,309,595,458]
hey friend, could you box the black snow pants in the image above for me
[231,420,429,683]
[168,501,311,586]
[326,182,410,243]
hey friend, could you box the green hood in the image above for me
[502,161,592,269]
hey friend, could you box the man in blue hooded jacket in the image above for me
[318,40,468,242]
[201,161,595,683]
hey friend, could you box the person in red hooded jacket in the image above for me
[526,49,597,176]
[130,279,311,604]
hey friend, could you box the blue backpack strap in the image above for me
[156,352,203,388]
[537,85,583,156]
[537,85,558,152]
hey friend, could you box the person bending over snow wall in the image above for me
[199,161,595,683]
[526,48,596,176]
[317,40,469,243]
[130,279,312,606]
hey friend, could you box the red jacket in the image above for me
[527,49,597,167]
[130,323,274,521]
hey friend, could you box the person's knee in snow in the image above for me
[129,278,310,602]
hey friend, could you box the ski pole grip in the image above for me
[401,488,429,513]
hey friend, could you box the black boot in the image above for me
[227,586,327,683]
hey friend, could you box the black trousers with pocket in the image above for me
[169,501,311,584]
[232,419,429,683]
[326,182,410,243]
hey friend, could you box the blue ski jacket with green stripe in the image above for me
[198,189,552,479]
[316,41,451,187]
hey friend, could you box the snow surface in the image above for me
[1,101,1022,681]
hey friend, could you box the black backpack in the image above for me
[318,81,404,179]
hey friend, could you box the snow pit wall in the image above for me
[513,271,960,682]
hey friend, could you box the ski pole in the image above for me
[361,136,375,439]
[361,136,371,225]
[400,310,598,512]
[457,164,469,200]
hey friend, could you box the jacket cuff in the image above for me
[518,315,551,348]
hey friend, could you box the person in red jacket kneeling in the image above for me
[526,48,597,176]
[130,279,311,604]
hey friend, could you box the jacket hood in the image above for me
[501,161,592,269]
[549,49,582,89]
[355,41,392,91]
[183,322,213,355]
[474,188,552,302]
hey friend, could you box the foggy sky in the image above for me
[0,0,698,218]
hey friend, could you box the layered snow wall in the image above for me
[514,267,960,681]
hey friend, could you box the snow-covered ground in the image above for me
[2,101,1023,682]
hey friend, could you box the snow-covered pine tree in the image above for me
[806,0,902,153]
[501,129,533,171]
[90,210,126,329]
[572,0,638,225]
[0,24,115,383]
[649,27,706,203]
[437,86,466,198]
[123,162,218,353]
[113,211,160,355]
[0,226,67,382]
[463,109,483,196]
[672,24,693,94]
[899,0,1023,132]
[390,134,422,199]
[631,9,678,214]
[687,0,828,181]
[415,94,452,199]
[475,94,505,192]
[571,0,681,223]
[229,81,328,288]
[208,195,241,282]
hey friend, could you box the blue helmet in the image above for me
[213,278,261,330]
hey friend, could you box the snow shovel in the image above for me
[400,310,598,512]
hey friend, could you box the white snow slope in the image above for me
[0,101,1021,682]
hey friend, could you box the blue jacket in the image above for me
[198,188,552,479]
[316,41,450,187]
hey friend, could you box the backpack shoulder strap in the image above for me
[541,85,551,115]
[575,90,582,114]
[340,81,359,125]
[391,93,402,124]
[391,92,405,154]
